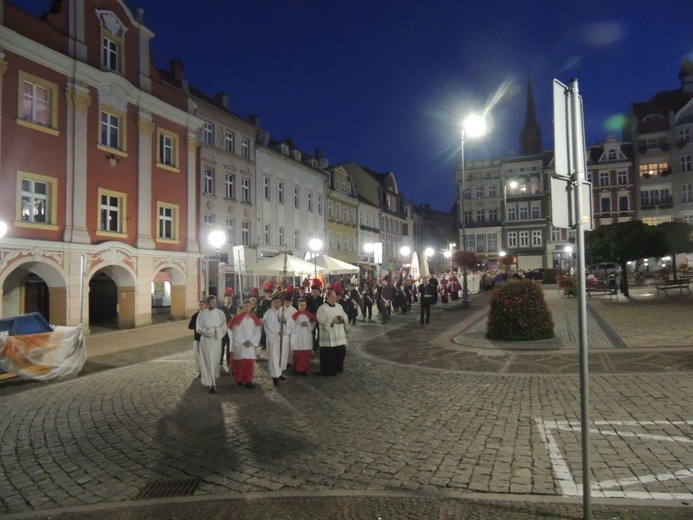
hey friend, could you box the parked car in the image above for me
[588,263,620,278]
[525,268,545,281]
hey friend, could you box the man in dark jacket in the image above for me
[418,277,436,325]
[380,280,394,324]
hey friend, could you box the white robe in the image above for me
[232,313,262,360]
[263,306,294,378]
[195,308,227,389]
[290,311,316,351]
[316,302,349,347]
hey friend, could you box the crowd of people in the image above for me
[187,268,528,393]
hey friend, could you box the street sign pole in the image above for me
[553,77,592,520]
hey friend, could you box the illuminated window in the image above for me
[17,71,59,135]
[157,202,179,241]
[157,129,179,171]
[639,162,670,177]
[98,189,127,235]
[16,172,57,228]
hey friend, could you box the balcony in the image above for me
[641,197,673,210]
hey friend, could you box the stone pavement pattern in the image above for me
[1,286,693,519]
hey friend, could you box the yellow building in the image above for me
[326,166,359,265]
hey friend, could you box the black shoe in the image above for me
[209,387,215,394]
[300,371,308,377]
[272,378,279,386]
[237,382,244,386]
[279,375,287,381]
[245,382,256,389]
[287,363,292,368]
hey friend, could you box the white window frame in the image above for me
[241,178,250,203]
[531,229,542,247]
[203,167,215,196]
[224,131,234,153]
[277,181,284,204]
[507,231,517,248]
[241,137,249,158]
[263,176,271,201]
[225,173,235,200]
[226,218,235,245]
[241,220,250,246]
[294,186,300,208]
[519,230,529,247]
[157,203,178,241]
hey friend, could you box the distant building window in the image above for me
[519,206,528,220]
[225,173,235,199]
[476,187,484,199]
[241,137,249,158]
[682,184,692,204]
[519,231,529,247]
[294,186,300,208]
[618,195,629,212]
[241,178,250,203]
[157,129,179,170]
[99,189,126,234]
[263,176,270,201]
[277,181,284,204]
[19,174,55,225]
[507,207,516,221]
[607,149,616,160]
[639,162,669,177]
[531,230,542,247]
[600,197,611,213]
[19,72,59,133]
[531,204,541,219]
[203,167,215,196]
[679,128,690,143]
[507,231,517,248]
[617,170,627,185]
[157,202,178,240]
[225,131,234,153]
[488,185,497,198]
[681,155,691,172]
[600,172,609,186]
[226,218,235,245]
[102,34,122,72]
[308,191,313,212]
[264,223,270,245]
[242,220,250,246]
[318,195,323,215]
[204,122,214,145]
[100,111,120,149]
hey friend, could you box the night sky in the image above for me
[9,0,693,211]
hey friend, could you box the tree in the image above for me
[655,222,693,280]
[451,250,478,270]
[585,220,666,297]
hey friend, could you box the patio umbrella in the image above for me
[314,254,359,275]
[420,251,430,277]
[410,251,420,279]
[245,252,325,276]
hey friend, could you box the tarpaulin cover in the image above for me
[0,326,86,381]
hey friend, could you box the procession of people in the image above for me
[189,266,523,393]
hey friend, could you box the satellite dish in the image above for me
[319,157,329,169]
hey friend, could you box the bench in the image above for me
[585,281,618,299]
[655,279,691,296]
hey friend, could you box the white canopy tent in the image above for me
[420,251,431,277]
[245,252,325,276]
[314,254,359,275]
[410,251,420,279]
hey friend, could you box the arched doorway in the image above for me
[88,271,118,329]
[1,261,67,325]
[87,264,137,331]
[151,266,187,321]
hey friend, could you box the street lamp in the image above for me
[208,229,226,297]
[499,250,507,274]
[459,113,488,308]
[400,245,411,257]
[309,238,323,280]
[564,244,574,275]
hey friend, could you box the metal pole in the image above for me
[460,130,470,307]
[570,78,591,520]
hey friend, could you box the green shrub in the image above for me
[486,279,555,341]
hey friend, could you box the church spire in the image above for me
[520,71,542,155]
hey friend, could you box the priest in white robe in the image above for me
[316,289,349,376]
[195,295,227,394]
[263,295,294,386]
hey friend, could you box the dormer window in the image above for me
[96,11,127,74]
[281,144,289,156]
[293,149,301,161]
[607,149,616,160]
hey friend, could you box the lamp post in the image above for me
[208,229,226,297]
[459,113,487,308]
[309,238,323,281]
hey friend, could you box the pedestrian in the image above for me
[219,294,236,373]
[230,300,261,389]
[195,295,227,394]
[379,279,394,324]
[316,289,349,376]
[360,282,374,320]
[290,298,316,376]
[263,294,293,386]
[187,299,205,377]
[418,276,436,325]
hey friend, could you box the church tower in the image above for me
[519,72,542,155]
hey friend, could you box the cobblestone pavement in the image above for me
[1,286,693,519]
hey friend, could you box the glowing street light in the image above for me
[459,113,488,309]
[424,247,434,258]
[309,238,323,280]
[400,245,411,257]
[208,229,227,297]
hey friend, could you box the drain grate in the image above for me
[135,478,200,500]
